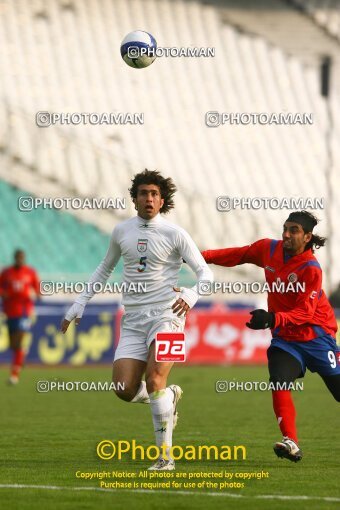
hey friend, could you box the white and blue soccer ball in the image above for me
[120,30,157,69]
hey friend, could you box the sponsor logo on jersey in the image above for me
[288,272,298,283]
[265,266,275,273]
[137,239,148,252]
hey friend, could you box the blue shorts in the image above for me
[7,316,31,334]
[270,335,340,377]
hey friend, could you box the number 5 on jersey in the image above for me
[138,256,147,272]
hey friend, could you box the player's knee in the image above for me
[269,375,296,386]
[113,380,140,402]
[321,375,340,402]
[9,334,19,350]
[114,390,133,402]
[113,386,136,402]
[331,390,340,403]
[327,386,340,403]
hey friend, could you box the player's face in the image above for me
[135,184,164,220]
[14,251,25,267]
[282,222,312,255]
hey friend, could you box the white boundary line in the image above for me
[0,484,339,502]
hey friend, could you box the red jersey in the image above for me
[0,265,40,318]
[202,239,337,342]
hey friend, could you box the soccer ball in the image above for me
[120,30,157,69]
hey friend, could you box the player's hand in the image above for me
[60,302,85,333]
[246,309,275,330]
[172,287,190,317]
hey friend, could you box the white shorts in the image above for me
[114,301,186,362]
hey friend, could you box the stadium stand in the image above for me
[0,179,111,274]
[0,0,339,290]
[290,0,340,40]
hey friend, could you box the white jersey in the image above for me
[75,214,213,310]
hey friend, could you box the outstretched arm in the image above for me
[202,238,271,268]
[61,229,121,332]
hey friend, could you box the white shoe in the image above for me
[148,458,175,471]
[274,436,302,462]
[8,375,19,385]
[169,385,183,429]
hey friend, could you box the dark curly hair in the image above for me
[287,210,327,252]
[129,169,177,214]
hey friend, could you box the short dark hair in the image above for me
[129,169,177,214]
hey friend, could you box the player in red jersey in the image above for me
[202,211,340,462]
[0,249,40,384]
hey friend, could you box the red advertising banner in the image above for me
[183,305,271,364]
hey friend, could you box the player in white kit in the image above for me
[61,170,213,470]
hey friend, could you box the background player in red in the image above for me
[0,249,40,384]
[202,211,340,462]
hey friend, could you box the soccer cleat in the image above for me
[148,458,175,471]
[7,375,19,385]
[169,384,183,429]
[273,436,302,462]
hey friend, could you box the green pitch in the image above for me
[0,365,339,510]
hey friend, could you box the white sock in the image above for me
[131,381,150,403]
[149,388,174,460]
